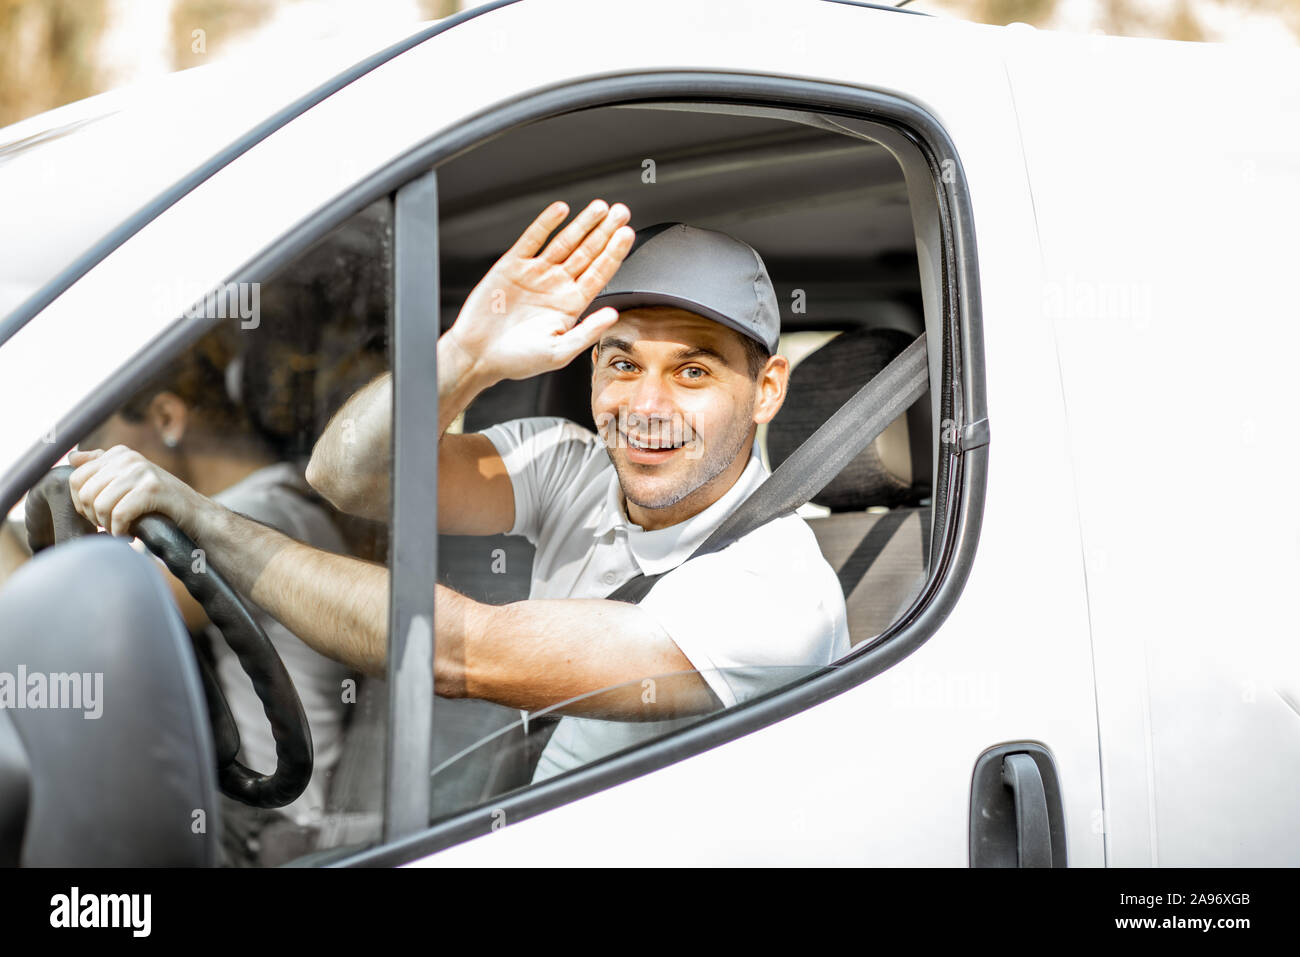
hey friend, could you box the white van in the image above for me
[0,0,1296,867]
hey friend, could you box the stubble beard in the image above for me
[608,405,755,512]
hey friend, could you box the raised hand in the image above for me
[444,199,634,384]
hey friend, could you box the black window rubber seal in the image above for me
[0,0,525,350]
[0,72,988,865]
[328,74,986,867]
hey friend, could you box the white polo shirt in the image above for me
[479,416,850,782]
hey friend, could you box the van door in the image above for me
[1004,27,1300,866]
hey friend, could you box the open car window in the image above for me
[419,98,944,834]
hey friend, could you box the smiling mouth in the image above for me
[623,432,687,451]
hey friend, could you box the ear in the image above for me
[751,354,790,426]
[146,391,191,448]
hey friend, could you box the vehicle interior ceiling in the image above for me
[193,101,940,846]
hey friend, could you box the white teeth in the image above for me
[627,435,678,451]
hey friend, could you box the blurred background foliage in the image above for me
[1,0,1296,129]
[0,0,107,127]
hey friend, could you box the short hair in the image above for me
[118,334,249,433]
[737,332,772,380]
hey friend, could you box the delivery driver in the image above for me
[66,199,848,782]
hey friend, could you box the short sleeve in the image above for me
[478,416,601,546]
[637,535,847,709]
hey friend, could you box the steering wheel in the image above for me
[23,465,313,809]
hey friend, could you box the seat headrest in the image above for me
[768,327,931,511]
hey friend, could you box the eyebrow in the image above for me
[598,337,733,367]
[598,336,637,355]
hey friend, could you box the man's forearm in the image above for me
[181,503,714,715]
[192,501,390,677]
[436,333,498,437]
[439,586,717,720]
[307,335,498,516]
[177,501,675,708]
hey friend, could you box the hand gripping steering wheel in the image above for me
[24,465,313,809]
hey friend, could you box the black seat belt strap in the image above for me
[607,332,929,604]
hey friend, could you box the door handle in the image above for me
[1002,753,1053,867]
[970,743,1066,867]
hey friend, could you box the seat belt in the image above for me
[606,332,930,604]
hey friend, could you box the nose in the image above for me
[624,376,677,431]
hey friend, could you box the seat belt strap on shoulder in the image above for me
[606,332,930,604]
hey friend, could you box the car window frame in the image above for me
[384,170,440,840]
[339,72,987,866]
[0,70,987,867]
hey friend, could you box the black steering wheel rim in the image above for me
[24,465,313,809]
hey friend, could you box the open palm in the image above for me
[447,199,635,382]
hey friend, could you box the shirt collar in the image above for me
[595,443,769,576]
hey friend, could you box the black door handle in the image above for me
[1002,752,1053,867]
[970,743,1066,867]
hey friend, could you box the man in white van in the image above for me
[65,199,848,780]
